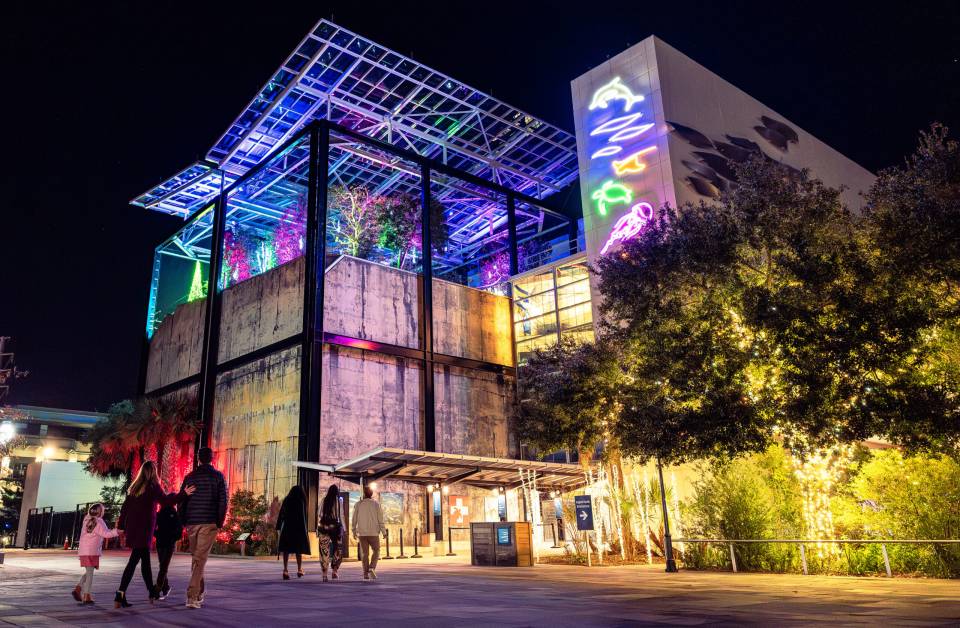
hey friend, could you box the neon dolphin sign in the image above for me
[600,202,654,254]
[589,77,645,111]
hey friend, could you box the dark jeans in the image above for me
[119,548,154,594]
[156,543,175,593]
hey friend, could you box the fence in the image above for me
[24,502,121,549]
[675,538,960,577]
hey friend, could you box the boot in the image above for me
[82,594,94,605]
[114,591,132,608]
[72,585,82,602]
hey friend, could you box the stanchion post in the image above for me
[397,527,408,558]
[412,527,423,558]
[382,529,394,559]
[446,526,456,556]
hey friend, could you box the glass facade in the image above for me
[146,205,214,338]
[512,256,594,364]
[219,135,310,291]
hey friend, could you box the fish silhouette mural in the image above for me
[666,117,803,198]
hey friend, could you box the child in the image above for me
[153,504,182,600]
[73,503,119,605]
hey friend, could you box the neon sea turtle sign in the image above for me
[586,77,657,254]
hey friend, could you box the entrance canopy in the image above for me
[294,447,587,492]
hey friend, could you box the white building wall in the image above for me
[571,36,876,325]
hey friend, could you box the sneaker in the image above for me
[186,600,201,609]
[159,585,170,600]
[368,570,377,580]
[362,573,370,581]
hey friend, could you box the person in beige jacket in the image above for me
[351,485,386,580]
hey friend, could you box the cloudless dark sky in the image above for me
[2,1,958,411]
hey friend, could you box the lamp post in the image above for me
[657,458,678,573]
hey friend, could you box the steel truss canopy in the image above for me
[294,447,589,492]
[132,19,579,218]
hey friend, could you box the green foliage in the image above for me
[683,447,960,577]
[591,125,960,461]
[686,446,802,571]
[835,449,960,577]
[517,337,622,458]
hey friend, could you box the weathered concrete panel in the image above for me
[144,298,205,393]
[323,257,420,348]
[319,344,422,461]
[211,346,301,503]
[433,279,514,366]
[218,257,304,363]
[435,364,517,458]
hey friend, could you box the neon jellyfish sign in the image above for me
[600,202,654,254]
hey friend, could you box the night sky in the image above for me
[3,1,958,411]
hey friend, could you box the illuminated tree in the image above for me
[377,194,449,269]
[187,260,207,302]
[328,185,379,259]
[274,197,306,264]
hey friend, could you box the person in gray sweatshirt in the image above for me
[351,485,386,580]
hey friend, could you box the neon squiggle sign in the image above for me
[600,202,654,254]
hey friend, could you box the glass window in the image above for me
[517,334,559,364]
[556,278,591,310]
[513,271,554,298]
[514,291,556,322]
[515,311,558,341]
[515,200,577,274]
[147,206,214,337]
[559,302,593,332]
[563,326,595,346]
[220,135,310,290]
[556,260,589,287]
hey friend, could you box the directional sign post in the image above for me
[574,495,594,531]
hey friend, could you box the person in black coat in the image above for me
[154,505,182,600]
[276,485,311,580]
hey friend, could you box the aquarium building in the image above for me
[134,21,873,547]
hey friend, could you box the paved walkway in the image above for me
[0,549,957,626]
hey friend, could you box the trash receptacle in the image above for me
[470,522,532,566]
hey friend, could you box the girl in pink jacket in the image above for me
[73,503,119,605]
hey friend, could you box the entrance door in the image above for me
[433,490,442,540]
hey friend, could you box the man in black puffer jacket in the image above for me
[179,447,227,609]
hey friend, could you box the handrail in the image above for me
[674,538,960,544]
[673,538,960,577]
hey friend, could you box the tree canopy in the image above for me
[519,124,960,465]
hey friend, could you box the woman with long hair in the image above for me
[115,460,193,608]
[276,485,311,580]
[318,484,344,582]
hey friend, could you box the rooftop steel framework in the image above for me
[132,19,580,234]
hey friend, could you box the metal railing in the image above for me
[674,538,960,577]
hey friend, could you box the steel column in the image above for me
[420,163,436,452]
[298,123,328,530]
[196,191,227,450]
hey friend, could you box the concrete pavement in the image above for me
[0,549,957,626]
